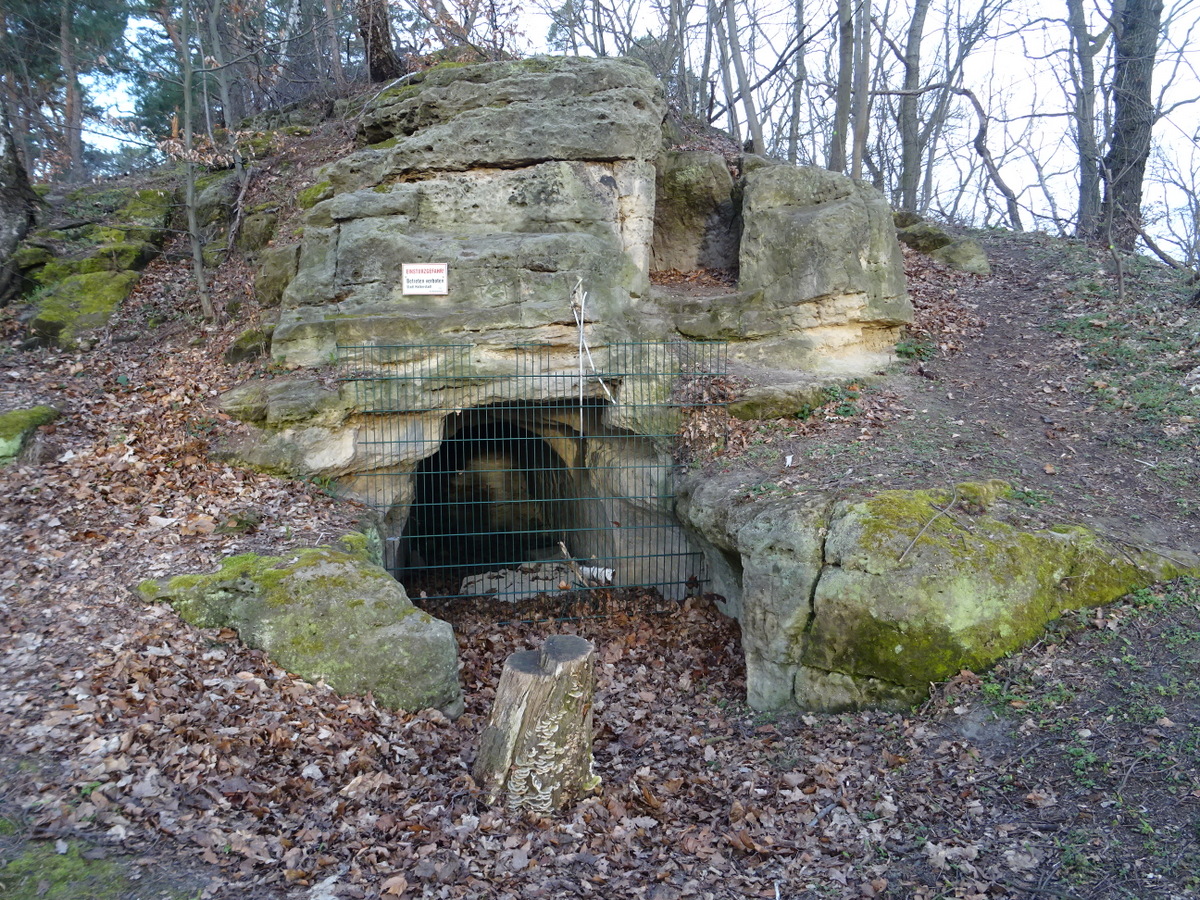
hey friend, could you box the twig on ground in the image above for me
[899,488,960,564]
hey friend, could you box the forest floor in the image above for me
[2,157,1200,900]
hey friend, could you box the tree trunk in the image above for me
[59,1,84,180]
[849,0,871,180]
[723,0,764,154]
[355,0,405,82]
[474,635,599,814]
[0,100,37,303]
[786,0,807,163]
[324,0,346,88]
[592,0,607,56]
[1066,0,1108,237]
[828,0,853,172]
[699,0,715,121]
[713,13,741,143]
[1099,0,1163,251]
[157,0,217,323]
[898,0,932,209]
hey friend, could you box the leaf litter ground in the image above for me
[2,188,1199,899]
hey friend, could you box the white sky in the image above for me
[79,1,1200,257]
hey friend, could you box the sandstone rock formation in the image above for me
[659,159,911,372]
[266,56,911,375]
[218,55,914,612]
[677,475,1198,711]
[138,533,464,717]
[271,57,666,368]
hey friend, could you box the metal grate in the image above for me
[338,341,728,611]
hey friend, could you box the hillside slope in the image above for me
[1,125,1199,898]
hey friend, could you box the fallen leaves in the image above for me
[902,245,988,355]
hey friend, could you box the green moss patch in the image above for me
[28,270,140,347]
[117,189,173,244]
[237,132,277,158]
[0,406,59,463]
[9,246,52,270]
[296,180,332,209]
[9,183,173,344]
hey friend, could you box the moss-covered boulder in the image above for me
[195,170,239,229]
[9,245,53,271]
[224,327,270,364]
[237,210,278,252]
[677,475,1199,712]
[51,241,156,275]
[930,237,991,276]
[296,181,332,210]
[895,215,991,276]
[28,270,140,347]
[726,380,838,421]
[11,183,174,347]
[118,188,173,244]
[895,220,955,253]
[0,405,58,464]
[138,537,463,716]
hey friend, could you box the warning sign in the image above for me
[401,263,449,295]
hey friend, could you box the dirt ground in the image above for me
[2,179,1199,900]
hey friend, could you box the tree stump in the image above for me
[473,634,599,813]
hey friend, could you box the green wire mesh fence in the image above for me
[338,341,728,615]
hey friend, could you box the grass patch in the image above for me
[0,841,132,900]
[1045,248,1200,435]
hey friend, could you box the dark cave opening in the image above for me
[399,408,581,591]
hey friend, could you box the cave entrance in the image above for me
[405,406,581,591]
[338,342,726,608]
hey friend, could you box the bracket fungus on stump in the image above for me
[474,635,600,814]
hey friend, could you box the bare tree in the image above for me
[897,0,932,208]
[0,98,36,302]
[153,0,217,323]
[1099,0,1164,250]
[1065,0,1112,237]
[723,0,765,152]
[849,0,872,178]
[786,0,808,161]
[356,0,406,81]
[828,0,853,170]
[58,2,85,179]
